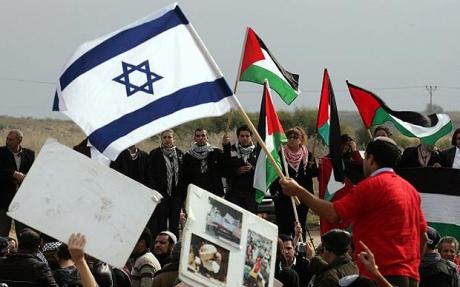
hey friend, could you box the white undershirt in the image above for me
[13,151,21,170]
[370,167,394,177]
[453,147,460,169]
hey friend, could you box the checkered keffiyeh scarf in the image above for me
[161,144,179,196]
[188,143,215,173]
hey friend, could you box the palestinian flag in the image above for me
[317,69,345,184]
[239,27,300,105]
[317,69,351,235]
[397,167,460,240]
[253,81,287,203]
[347,81,452,145]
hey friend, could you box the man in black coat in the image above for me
[0,228,58,286]
[147,130,185,238]
[110,145,149,186]
[222,125,258,213]
[183,128,224,196]
[0,129,34,237]
[440,128,460,169]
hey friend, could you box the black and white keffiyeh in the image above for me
[235,143,255,163]
[161,144,179,196]
[188,143,215,173]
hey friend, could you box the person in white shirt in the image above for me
[440,128,460,168]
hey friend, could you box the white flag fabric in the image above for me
[53,3,236,160]
[8,139,162,268]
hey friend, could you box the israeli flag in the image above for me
[53,3,236,160]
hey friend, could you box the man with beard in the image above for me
[148,130,185,238]
[222,125,258,213]
[153,231,177,268]
[183,128,224,196]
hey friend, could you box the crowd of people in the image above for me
[0,125,460,286]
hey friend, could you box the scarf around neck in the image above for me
[236,143,255,163]
[161,144,179,196]
[284,145,308,172]
[188,143,215,173]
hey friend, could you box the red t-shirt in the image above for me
[333,171,427,280]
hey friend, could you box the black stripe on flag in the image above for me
[254,33,299,92]
[396,167,460,196]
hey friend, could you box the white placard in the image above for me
[179,185,278,287]
[7,139,162,268]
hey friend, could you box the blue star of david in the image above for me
[113,60,163,97]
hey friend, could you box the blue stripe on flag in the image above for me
[88,78,233,152]
[59,6,188,91]
[52,91,59,111]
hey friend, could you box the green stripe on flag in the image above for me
[318,123,330,146]
[371,107,452,145]
[429,222,460,241]
[241,65,298,105]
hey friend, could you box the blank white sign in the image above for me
[8,139,162,268]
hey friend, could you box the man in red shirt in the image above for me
[280,137,427,287]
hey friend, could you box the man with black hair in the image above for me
[183,128,224,196]
[275,237,300,287]
[279,234,312,287]
[222,125,258,212]
[280,137,427,287]
[53,243,82,286]
[440,128,460,168]
[313,229,358,287]
[0,228,58,285]
[130,228,161,287]
[148,129,185,238]
[419,227,459,287]
[152,241,181,287]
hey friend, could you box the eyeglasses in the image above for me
[195,134,206,138]
[288,136,299,139]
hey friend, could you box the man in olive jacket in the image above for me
[313,229,358,287]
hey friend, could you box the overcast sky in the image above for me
[1,0,459,119]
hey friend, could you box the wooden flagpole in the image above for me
[187,24,303,226]
[280,144,303,242]
[225,28,249,134]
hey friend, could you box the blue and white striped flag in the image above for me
[53,3,236,160]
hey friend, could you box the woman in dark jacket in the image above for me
[271,127,318,237]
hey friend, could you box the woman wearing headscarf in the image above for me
[271,127,318,236]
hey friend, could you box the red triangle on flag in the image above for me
[264,82,285,136]
[239,27,266,78]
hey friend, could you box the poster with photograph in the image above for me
[186,233,230,286]
[206,197,243,247]
[243,230,273,287]
[179,184,278,287]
